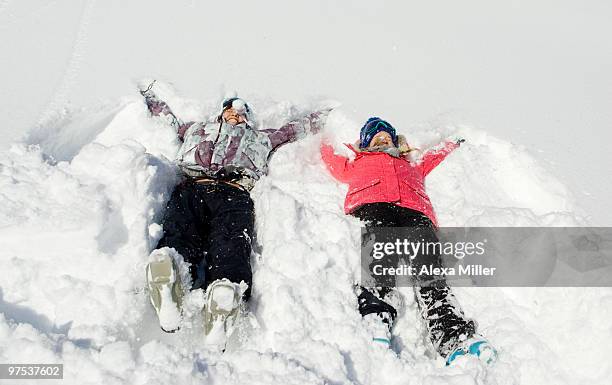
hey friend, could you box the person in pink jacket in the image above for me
[321,117,496,365]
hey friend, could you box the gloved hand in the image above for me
[138,79,157,99]
[316,100,340,117]
[449,136,466,145]
[310,107,334,124]
[317,107,334,117]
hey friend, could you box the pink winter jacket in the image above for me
[320,141,459,227]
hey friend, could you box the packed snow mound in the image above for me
[0,86,610,385]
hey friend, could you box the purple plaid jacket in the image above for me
[144,93,329,187]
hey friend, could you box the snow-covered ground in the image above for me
[1,1,612,385]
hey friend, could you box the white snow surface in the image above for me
[1,1,612,384]
[0,83,611,385]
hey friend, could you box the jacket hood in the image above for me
[349,135,416,157]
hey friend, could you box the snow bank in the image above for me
[1,86,610,385]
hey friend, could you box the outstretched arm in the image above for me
[263,110,331,150]
[140,85,195,142]
[420,139,461,177]
[320,143,352,183]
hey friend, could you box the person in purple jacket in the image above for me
[140,81,330,344]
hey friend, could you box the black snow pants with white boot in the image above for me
[353,203,476,358]
[156,179,255,300]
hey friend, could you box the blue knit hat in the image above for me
[359,117,398,148]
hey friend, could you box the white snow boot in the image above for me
[203,279,244,350]
[146,249,184,333]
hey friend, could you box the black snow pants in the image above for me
[156,179,255,300]
[352,203,476,358]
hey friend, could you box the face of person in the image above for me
[369,131,394,148]
[222,108,246,125]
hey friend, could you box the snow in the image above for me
[0,85,610,384]
[1,1,611,384]
[156,284,180,333]
[210,286,237,313]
